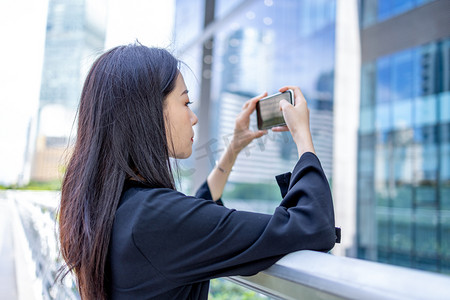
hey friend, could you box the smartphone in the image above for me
[256,89,294,130]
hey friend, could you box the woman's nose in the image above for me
[191,111,198,126]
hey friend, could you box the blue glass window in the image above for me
[377,0,392,21]
[412,48,423,98]
[392,183,413,208]
[414,210,438,259]
[377,209,390,247]
[393,145,413,183]
[440,92,450,122]
[376,56,391,103]
[391,210,412,253]
[415,95,437,127]
[440,214,450,273]
[361,0,437,27]
[378,0,415,22]
[375,103,392,131]
[361,0,377,27]
[359,148,375,174]
[440,124,450,210]
[360,107,375,133]
[391,0,415,17]
[392,50,414,101]
[393,100,413,129]
[442,40,450,92]
[361,63,376,107]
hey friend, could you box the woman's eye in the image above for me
[186,101,193,107]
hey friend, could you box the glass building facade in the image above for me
[174,0,336,211]
[32,0,106,181]
[39,0,87,109]
[361,0,436,27]
[357,0,450,273]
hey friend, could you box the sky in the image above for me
[105,0,175,49]
[0,0,175,185]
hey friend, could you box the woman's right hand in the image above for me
[271,86,315,157]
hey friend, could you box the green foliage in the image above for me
[0,180,62,191]
[24,180,62,190]
[223,182,281,201]
[208,279,268,300]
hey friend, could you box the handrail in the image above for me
[229,250,450,300]
[7,191,450,300]
[7,190,79,300]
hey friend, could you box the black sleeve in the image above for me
[194,181,224,206]
[132,152,336,285]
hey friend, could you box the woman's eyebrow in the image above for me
[181,89,189,96]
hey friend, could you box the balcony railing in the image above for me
[6,190,450,300]
[7,190,78,300]
[230,250,450,300]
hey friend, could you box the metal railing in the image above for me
[7,190,79,300]
[229,250,450,300]
[7,190,450,300]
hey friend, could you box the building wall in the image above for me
[357,0,450,273]
[31,135,70,182]
[332,0,361,257]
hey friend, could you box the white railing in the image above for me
[6,190,450,300]
[229,249,450,300]
[6,190,79,300]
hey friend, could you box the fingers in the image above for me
[254,130,268,138]
[240,92,267,119]
[241,92,267,109]
[271,125,289,132]
[279,86,305,105]
[279,99,292,111]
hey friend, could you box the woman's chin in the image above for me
[170,151,192,159]
[179,154,191,159]
[184,151,193,159]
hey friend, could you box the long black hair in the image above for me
[58,43,179,299]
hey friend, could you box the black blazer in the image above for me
[108,152,336,299]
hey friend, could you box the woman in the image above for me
[59,43,336,299]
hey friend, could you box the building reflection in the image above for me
[357,0,450,273]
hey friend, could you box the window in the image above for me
[361,0,437,27]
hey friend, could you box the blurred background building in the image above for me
[357,0,450,273]
[31,0,107,182]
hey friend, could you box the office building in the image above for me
[31,0,106,181]
[356,0,450,273]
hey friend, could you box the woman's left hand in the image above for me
[230,92,268,154]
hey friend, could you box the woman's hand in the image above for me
[271,86,315,157]
[229,92,268,154]
[206,92,268,201]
